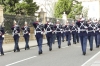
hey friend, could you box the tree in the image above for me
[3,0,20,14]
[54,0,83,19]
[24,0,39,16]
[2,0,39,16]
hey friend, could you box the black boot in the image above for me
[58,46,61,49]
[14,49,16,52]
[90,48,93,51]
[83,52,86,55]
[49,48,52,51]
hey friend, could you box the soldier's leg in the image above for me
[67,34,70,46]
[27,36,30,49]
[0,40,4,55]
[24,37,27,49]
[97,34,100,48]
[95,34,98,47]
[49,37,52,51]
[14,37,17,52]
[90,36,93,51]
[72,34,74,43]
[80,36,84,53]
[76,33,79,43]
[16,37,20,51]
[46,35,49,46]
[62,33,64,42]
[73,34,76,44]
[58,35,61,48]
[83,36,87,55]
[38,37,43,54]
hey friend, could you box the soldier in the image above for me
[44,19,54,51]
[33,18,44,55]
[75,20,79,43]
[77,18,88,55]
[55,20,62,48]
[64,22,71,46]
[21,21,30,50]
[0,24,5,56]
[11,20,20,52]
[61,24,65,42]
[71,21,77,44]
[95,21,100,48]
[93,19,99,48]
[87,20,94,51]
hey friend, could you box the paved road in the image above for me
[1,41,100,66]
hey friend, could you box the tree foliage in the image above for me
[54,0,83,19]
[1,0,39,16]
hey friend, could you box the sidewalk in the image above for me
[3,39,47,52]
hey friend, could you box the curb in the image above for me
[4,43,47,53]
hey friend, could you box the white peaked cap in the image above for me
[47,18,49,21]
[81,18,85,21]
[14,20,16,23]
[36,17,39,21]
[57,20,59,22]
[25,21,27,24]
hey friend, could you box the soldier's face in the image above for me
[25,24,27,26]
[14,23,16,25]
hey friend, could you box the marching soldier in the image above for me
[11,20,20,52]
[93,19,99,48]
[33,18,44,55]
[44,20,54,51]
[21,22,30,50]
[71,21,77,44]
[55,20,62,48]
[64,22,71,46]
[77,18,88,55]
[0,25,4,56]
[87,20,94,51]
[61,24,65,42]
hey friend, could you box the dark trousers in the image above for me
[95,34,97,47]
[36,35,43,52]
[24,36,29,48]
[46,35,52,49]
[72,34,76,43]
[52,34,56,44]
[97,34,100,46]
[56,35,61,47]
[0,39,4,54]
[80,35,87,53]
[61,32,65,41]
[76,33,79,43]
[65,34,71,45]
[14,37,20,50]
[88,35,93,49]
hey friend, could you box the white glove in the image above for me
[41,32,43,34]
[18,33,20,36]
[34,30,36,35]
[29,33,30,35]
[2,35,5,38]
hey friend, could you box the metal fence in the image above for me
[4,14,36,34]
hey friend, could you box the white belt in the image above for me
[56,31,61,32]
[36,31,41,33]
[80,29,86,31]
[47,31,52,33]
[88,30,93,32]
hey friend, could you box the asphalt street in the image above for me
[1,40,100,66]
